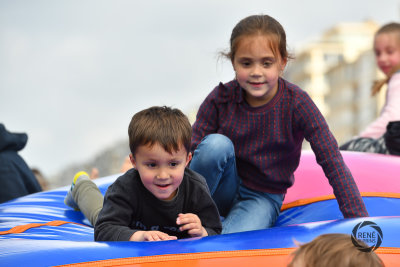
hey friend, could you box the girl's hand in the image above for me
[129,230,177,241]
[176,213,208,237]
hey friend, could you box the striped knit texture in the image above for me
[191,78,368,218]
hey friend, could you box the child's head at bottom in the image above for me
[288,233,384,267]
[127,106,192,201]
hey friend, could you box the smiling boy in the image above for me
[65,106,221,241]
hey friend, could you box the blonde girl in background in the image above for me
[189,14,368,234]
[341,22,400,155]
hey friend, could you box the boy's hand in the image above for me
[129,230,177,241]
[176,213,208,237]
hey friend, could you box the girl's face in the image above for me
[130,142,191,201]
[232,34,287,107]
[374,32,400,75]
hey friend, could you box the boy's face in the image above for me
[130,142,191,201]
[232,34,287,107]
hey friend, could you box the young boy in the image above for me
[64,106,222,241]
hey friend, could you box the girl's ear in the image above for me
[129,153,136,169]
[281,57,288,71]
[279,57,288,76]
[231,57,236,71]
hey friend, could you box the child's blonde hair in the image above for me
[288,233,384,267]
[372,22,400,96]
[222,14,292,63]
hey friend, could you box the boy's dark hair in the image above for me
[128,106,192,156]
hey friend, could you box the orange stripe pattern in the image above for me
[0,220,81,235]
[281,192,400,211]
[56,248,296,267]
[55,247,400,267]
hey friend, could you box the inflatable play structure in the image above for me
[0,150,399,266]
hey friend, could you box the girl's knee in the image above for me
[200,134,234,152]
[193,134,235,166]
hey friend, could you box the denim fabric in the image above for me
[190,134,284,234]
[190,134,239,217]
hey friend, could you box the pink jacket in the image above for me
[360,72,400,138]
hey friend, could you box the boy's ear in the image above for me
[129,153,136,168]
[185,152,192,167]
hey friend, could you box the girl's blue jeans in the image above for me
[190,134,284,234]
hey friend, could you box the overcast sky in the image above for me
[1,0,399,178]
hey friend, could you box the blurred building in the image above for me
[284,20,385,146]
[52,139,130,188]
[324,49,386,143]
[51,21,388,186]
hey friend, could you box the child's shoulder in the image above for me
[109,169,140,190]
[281,78,305,93]
[220,79,240,89]
[390,71,400,84]
[280,78,312,101]
[207,80,241,103]
[183,168,209,189]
